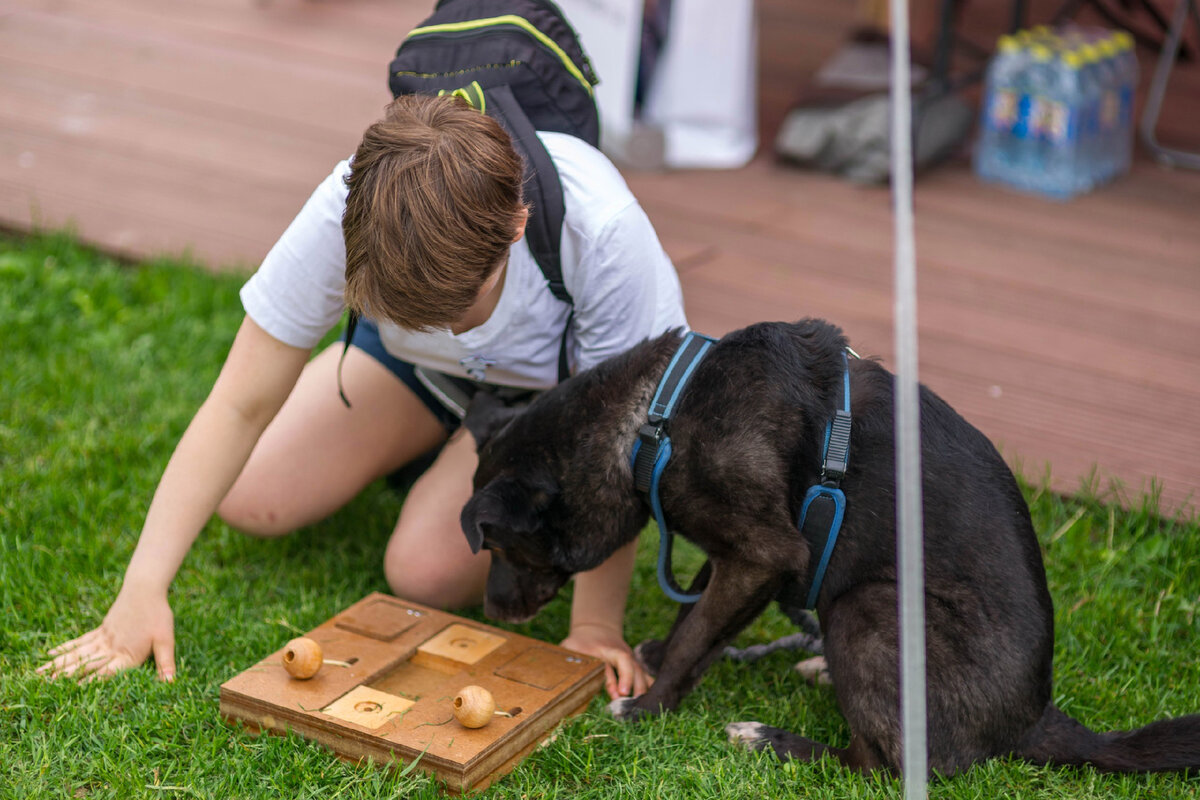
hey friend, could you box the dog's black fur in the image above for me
[460,319,1200,777]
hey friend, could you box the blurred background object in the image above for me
[558,0,758,169]
[1,0,1198,516]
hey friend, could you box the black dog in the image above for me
[460,319,1200,776]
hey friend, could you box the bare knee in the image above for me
[384,527,488,609]
[217,486,295,538]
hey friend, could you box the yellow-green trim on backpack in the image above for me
[437,80,488,113]
[407,15,594,96]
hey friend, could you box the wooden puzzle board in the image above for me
[219,593,605,792]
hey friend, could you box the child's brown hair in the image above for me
[343,94,528,331]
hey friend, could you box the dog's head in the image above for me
[460,392,574,622]
[460,469,572,622]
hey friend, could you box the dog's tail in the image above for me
[1013,703,1200,773]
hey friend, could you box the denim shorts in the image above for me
[343,318,463,432]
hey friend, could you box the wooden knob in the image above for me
[282,637,323,679]
[453,685,496,729]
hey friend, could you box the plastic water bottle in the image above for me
[1053,48,1086,196]
[1024,43,1064,195]
[1076,44,1106,187]
[975,35,1026,183]
[1065,47,1093,194]
[975,25,1135,197]
[1089,39,1113,183]
[1112,31,1139,176]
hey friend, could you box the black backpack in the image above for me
[340,0,600,405]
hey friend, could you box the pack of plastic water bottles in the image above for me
[973,26,1138,200]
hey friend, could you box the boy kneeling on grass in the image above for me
[40,94,688,700]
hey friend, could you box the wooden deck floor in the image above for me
[2,0,1198,516]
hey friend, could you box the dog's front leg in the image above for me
[612,560,778,721]
[633,560,712,677]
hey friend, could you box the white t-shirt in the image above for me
[241,132,688,390]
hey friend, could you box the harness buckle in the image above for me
[821,409,853,484]
[633,422,666,494]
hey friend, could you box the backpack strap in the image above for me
[485,84,574,382]
[485,86,568,306]
[337,310,359,408]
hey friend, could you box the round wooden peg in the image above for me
[282,636,323,679]
[453,685,496,729]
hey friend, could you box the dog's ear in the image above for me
[461,496,489,555]
[460,474,558,555]
[464,392,523,449]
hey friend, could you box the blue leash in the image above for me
[630,332,716,603]
[631,336,854,609]
[800,350,853,609]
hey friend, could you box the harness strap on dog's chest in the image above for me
[630,332,716,604]
[799,350,853,610]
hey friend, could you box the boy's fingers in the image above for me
[47,629,100,657]
[40,646,92,677]
[48,651,109,681]
[71,651,116,680]
[87,648,155,683]
[153,639,176,682]
[631,664,652,697]
[618,656,634,698]
[82,659,125,684]
[603,664,618,699]
[41,629,108,674]
[597,646,655,699]
[89,653,143,683]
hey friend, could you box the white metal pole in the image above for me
[887,0,928,795]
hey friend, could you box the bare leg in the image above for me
[383,428,491,609]
[219,341,492,609]
[218,343,447,536]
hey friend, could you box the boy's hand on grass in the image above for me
[38,590,176,682]
[561,622,653,700]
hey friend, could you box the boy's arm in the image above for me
[560,539,653,699]
[39,316,310,681]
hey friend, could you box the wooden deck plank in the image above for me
[639,183,1200,374]
[1,0,1197,516]
[0,6,389,135]
[41,0,420,60]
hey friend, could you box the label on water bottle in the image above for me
[1049,102,1073,145]
[1032,99,1080,146]
[1030,96,1055,139]
[988,89,1019,131]
[1031,98,1077,145]
[1012,94,1034,140]
[1101,90,1119,130]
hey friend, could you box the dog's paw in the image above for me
[607,696,639,721]
[607,696,654,723]
[793,655,832,686]
[632,639,665,677]
[727,721,826,762]
[726,721,771,750]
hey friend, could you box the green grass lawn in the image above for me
[2,231,1197,799]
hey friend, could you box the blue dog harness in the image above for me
[799,350,853,609]
[631,334,854,609]
[630,332,716,603]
